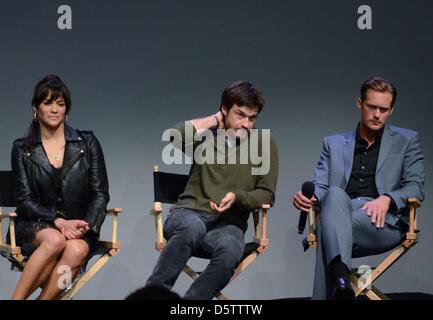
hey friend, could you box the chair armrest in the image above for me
[151,165,164,245]
[104,207,123,243]
[0,211,17,219]
[106,208,123,215]
[306,198,423,248]
[306,206,320,249]
[300,206,320,251]
[0,210,18,249]
[150,202,163,215]
[151,202,166,251]
[407,198,422,238]
[98,240,121,250]
[408,198,422,209]
[252,204,270,249]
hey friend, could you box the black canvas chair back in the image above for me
[0,171,35,258]
[153,171,189,204]
[0,171,16,207]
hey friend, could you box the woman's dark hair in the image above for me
[24,75,71,149]
[32,75,71,112]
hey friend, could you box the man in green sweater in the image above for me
[145,81,279,299]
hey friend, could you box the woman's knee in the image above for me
[37,229,66,255]
[62,240,90,267]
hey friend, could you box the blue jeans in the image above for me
[145,207,245,299]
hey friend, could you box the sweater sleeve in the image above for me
[234,133,279,211]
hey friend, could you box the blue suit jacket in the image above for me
[313,124,425,225]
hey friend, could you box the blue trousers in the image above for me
[312,187,407,300]
[145,207,245,299]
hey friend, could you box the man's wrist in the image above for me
[212,115,219,128]
[379,194,391,204]
[381,194,392,202]
[382,193,397,211]
[213,111,223,129]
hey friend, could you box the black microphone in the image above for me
[298,181,315,234]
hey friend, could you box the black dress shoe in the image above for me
[332,277,355,300]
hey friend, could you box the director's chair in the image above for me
[0,170,122,300]
[304,197,422,300]
[150,165,270,300]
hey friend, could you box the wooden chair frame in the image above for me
[0,206,122,300]
[150,165,270,300]
[305,197,421,300]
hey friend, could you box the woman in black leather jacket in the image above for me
[11,75,110,299]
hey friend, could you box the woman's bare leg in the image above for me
[11,228,66,300]
[38,239,89,300]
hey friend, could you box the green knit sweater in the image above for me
[169,121,279,232]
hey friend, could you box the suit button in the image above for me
[80,149,84,154]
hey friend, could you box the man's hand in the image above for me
[191,110,225,132]
[210,192,236,214]
[293,191,317,212]
[55,218,89,240]
[362,195,391,228]
[214,111,224,129]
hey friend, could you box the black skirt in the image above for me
[11,219,99,257]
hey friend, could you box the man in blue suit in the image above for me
[293,76,425,299]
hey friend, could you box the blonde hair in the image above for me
[360,76,397,108]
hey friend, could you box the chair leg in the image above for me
[182,264,200,280]
[182,264,229,300]
[216,292,229,300]
[355,246,406,295]
[182,252,260,300]
[60,253,111,300]
[351,273,390,300]
[229,253,258,284]
[364,286,390,300]
[214,252,260,300]
[351,241,416,299]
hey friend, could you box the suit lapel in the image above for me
[343,131,356,183]
[376,125,393,174]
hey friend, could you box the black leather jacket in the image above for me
[11,124,110,235]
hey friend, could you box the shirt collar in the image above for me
[355,123,384,145]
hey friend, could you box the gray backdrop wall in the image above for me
[1,0,432,299]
